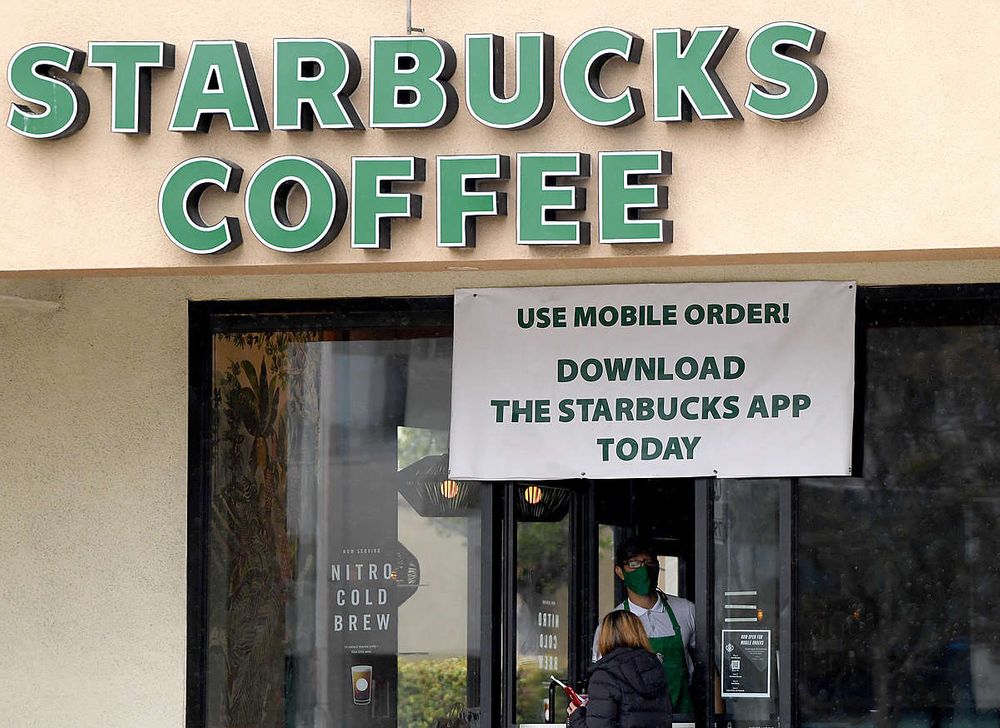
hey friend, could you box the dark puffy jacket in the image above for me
[567,647,672,728]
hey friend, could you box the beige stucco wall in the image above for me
[1,0,998,276]
[2,0,1000,724]
[1,259,999,728]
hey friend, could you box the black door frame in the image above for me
[503,477,706,727]
[187,284,1000,728]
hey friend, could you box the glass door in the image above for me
[712,479,783,728]
[702,477,800,728]
[503,483,577,727]
[500,477,795,728]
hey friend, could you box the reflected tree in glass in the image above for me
[209,332,319,728]
[799,326,1000,728]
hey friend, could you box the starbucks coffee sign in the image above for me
[5,25,827,254]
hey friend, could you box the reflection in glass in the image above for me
[206,328,483,728]
[515,485,571,725]
[798,325,1000,728]
[597,525,617,622]
[715,479,780,726]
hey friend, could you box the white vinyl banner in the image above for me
[449,282,856,480]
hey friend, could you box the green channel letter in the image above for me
[88,42,175,133]
[245,156,346,253]
[745,22,828,121]
[273,38,363,130]
[465,33,553,129]
[369,36,457,128]
[169,40,268,132]
[437,155,510,248]
[6,43,90,139]
[158,157,243,254]
[560,27,644,127]
[516,152,590,245]
[351,157,425,249]
[653,27,741,122]
[599,151,672,244]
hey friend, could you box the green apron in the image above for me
[625,592,694,714]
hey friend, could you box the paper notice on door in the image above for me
[721,629,771,699]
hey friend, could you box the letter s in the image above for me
[7,43,90,139]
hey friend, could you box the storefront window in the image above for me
[514,485,572,725]
[201,317,484,728]
[798,322,1000,727]
[192,289,1000,728]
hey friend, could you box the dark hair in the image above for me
[615,536,656,566]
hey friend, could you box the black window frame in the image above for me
[186,296,456,728]
[187,283,1000,728]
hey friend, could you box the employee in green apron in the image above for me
[592,537,696,715]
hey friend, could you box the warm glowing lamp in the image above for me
[523,485,543,505]
[440,479,460,499]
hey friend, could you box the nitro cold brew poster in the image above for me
[324,510,423,726]
[319,347,419,728]
[327,528,402,725]
[329,542,407,725]
[450,282,856,480]
[722,630,772,698]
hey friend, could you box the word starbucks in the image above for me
[7,26,829,138]
[6,25,826,252]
